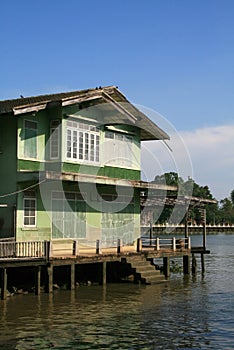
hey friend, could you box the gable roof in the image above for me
[0,86,169,141]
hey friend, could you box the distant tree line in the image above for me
[152,172,234,225]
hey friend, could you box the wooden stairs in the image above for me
[123,255,166,284]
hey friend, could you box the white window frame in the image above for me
[104,131,133,167]
[50,120,60,159]
[23,192,36,227]
[66,121,100,164]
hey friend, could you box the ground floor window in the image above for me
[101,203,135,245]
[51,191,86,239]
[23,191,36,227]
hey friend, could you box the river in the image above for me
[0,234,233,349]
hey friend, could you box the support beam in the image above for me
[192,254,197,275]
[45,264,53,293]
[137,238,142,252]
[183,255,191,275]
[184,211,189,238]
[1,268,8,300]
[35,266,41,295]
[102,261,107,286]
[201,253,205,274]
[163,257,170,278]
[150,223,153,246]
[69,263,75,290]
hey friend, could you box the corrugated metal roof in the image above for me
[0,86,169,141]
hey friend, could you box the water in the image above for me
[0,234,234,349]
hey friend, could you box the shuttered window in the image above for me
[24,120,37,159]
[50,120,60,159]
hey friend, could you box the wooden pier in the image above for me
[0,236,207,299]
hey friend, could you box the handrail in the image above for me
[0,237,191,260]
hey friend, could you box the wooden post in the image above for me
[45,264,53,293]
[183,255,191,275]
[69,263,75,290]
[149,223,153,246]
[156,237,160,251]
[102,261,107,285]
[185,211,189,238]
[163,257,170,278]
[203,209,207,250]
[201,253,205,274]
[96,240,101,254]
[35,266,41,295]
[1,268,8,300]
[192,254,197,274]
[188,237,191,250]
[117,239,122,254]
[137,238,142,252]
[44,240,52,261]
[172,237,176,251]
[73,240,79,256]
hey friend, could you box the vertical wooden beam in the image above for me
[184,211,189,238]
[149,223,153,246]
[201,253,205,274]
[163,257,170,278]
[192,254,197,275]
[183,255,191,275]
[1,268,8,300]
[96,240,101,254]
[73,240,79,256]
[117,239,122,254]
[172,237,176,251]
[35,266,41,295]
[45,264,53,293]
[137,238,142,252]
[44,240,52,261]
[203,209,207,250]
[102,261,107,286]
[156,237,160,251]
[69,263,75,290]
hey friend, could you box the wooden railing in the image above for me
[0,241,46,259]
[0,237,191,260]
[141,237,190,251]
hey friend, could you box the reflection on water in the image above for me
[0,234,234,349]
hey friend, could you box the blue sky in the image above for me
[1,0,234,199]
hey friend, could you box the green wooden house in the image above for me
[0,86,169,246]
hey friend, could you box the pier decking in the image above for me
[0,236,206,299]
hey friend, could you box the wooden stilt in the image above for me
[102,261,107,285]
[192,254,197,275]
[45,264,53,293]
[201,253,205,274]
[35,266,41,295]
[163,257,170,278]
[70,263,75,290]
[1,268,8,300]
[183,255,191,275]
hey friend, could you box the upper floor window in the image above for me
[50,120,60,159]
[104,131,133,167]
[24,120,37,159]
[23,191,36,227]
[66,121,100,163]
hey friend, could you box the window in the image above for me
[24,120,37,159]
[104,131,133,167]
[51,191,86,239]
[66,121,100,163]
[23,191,36,227]
[50,120,60,159]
